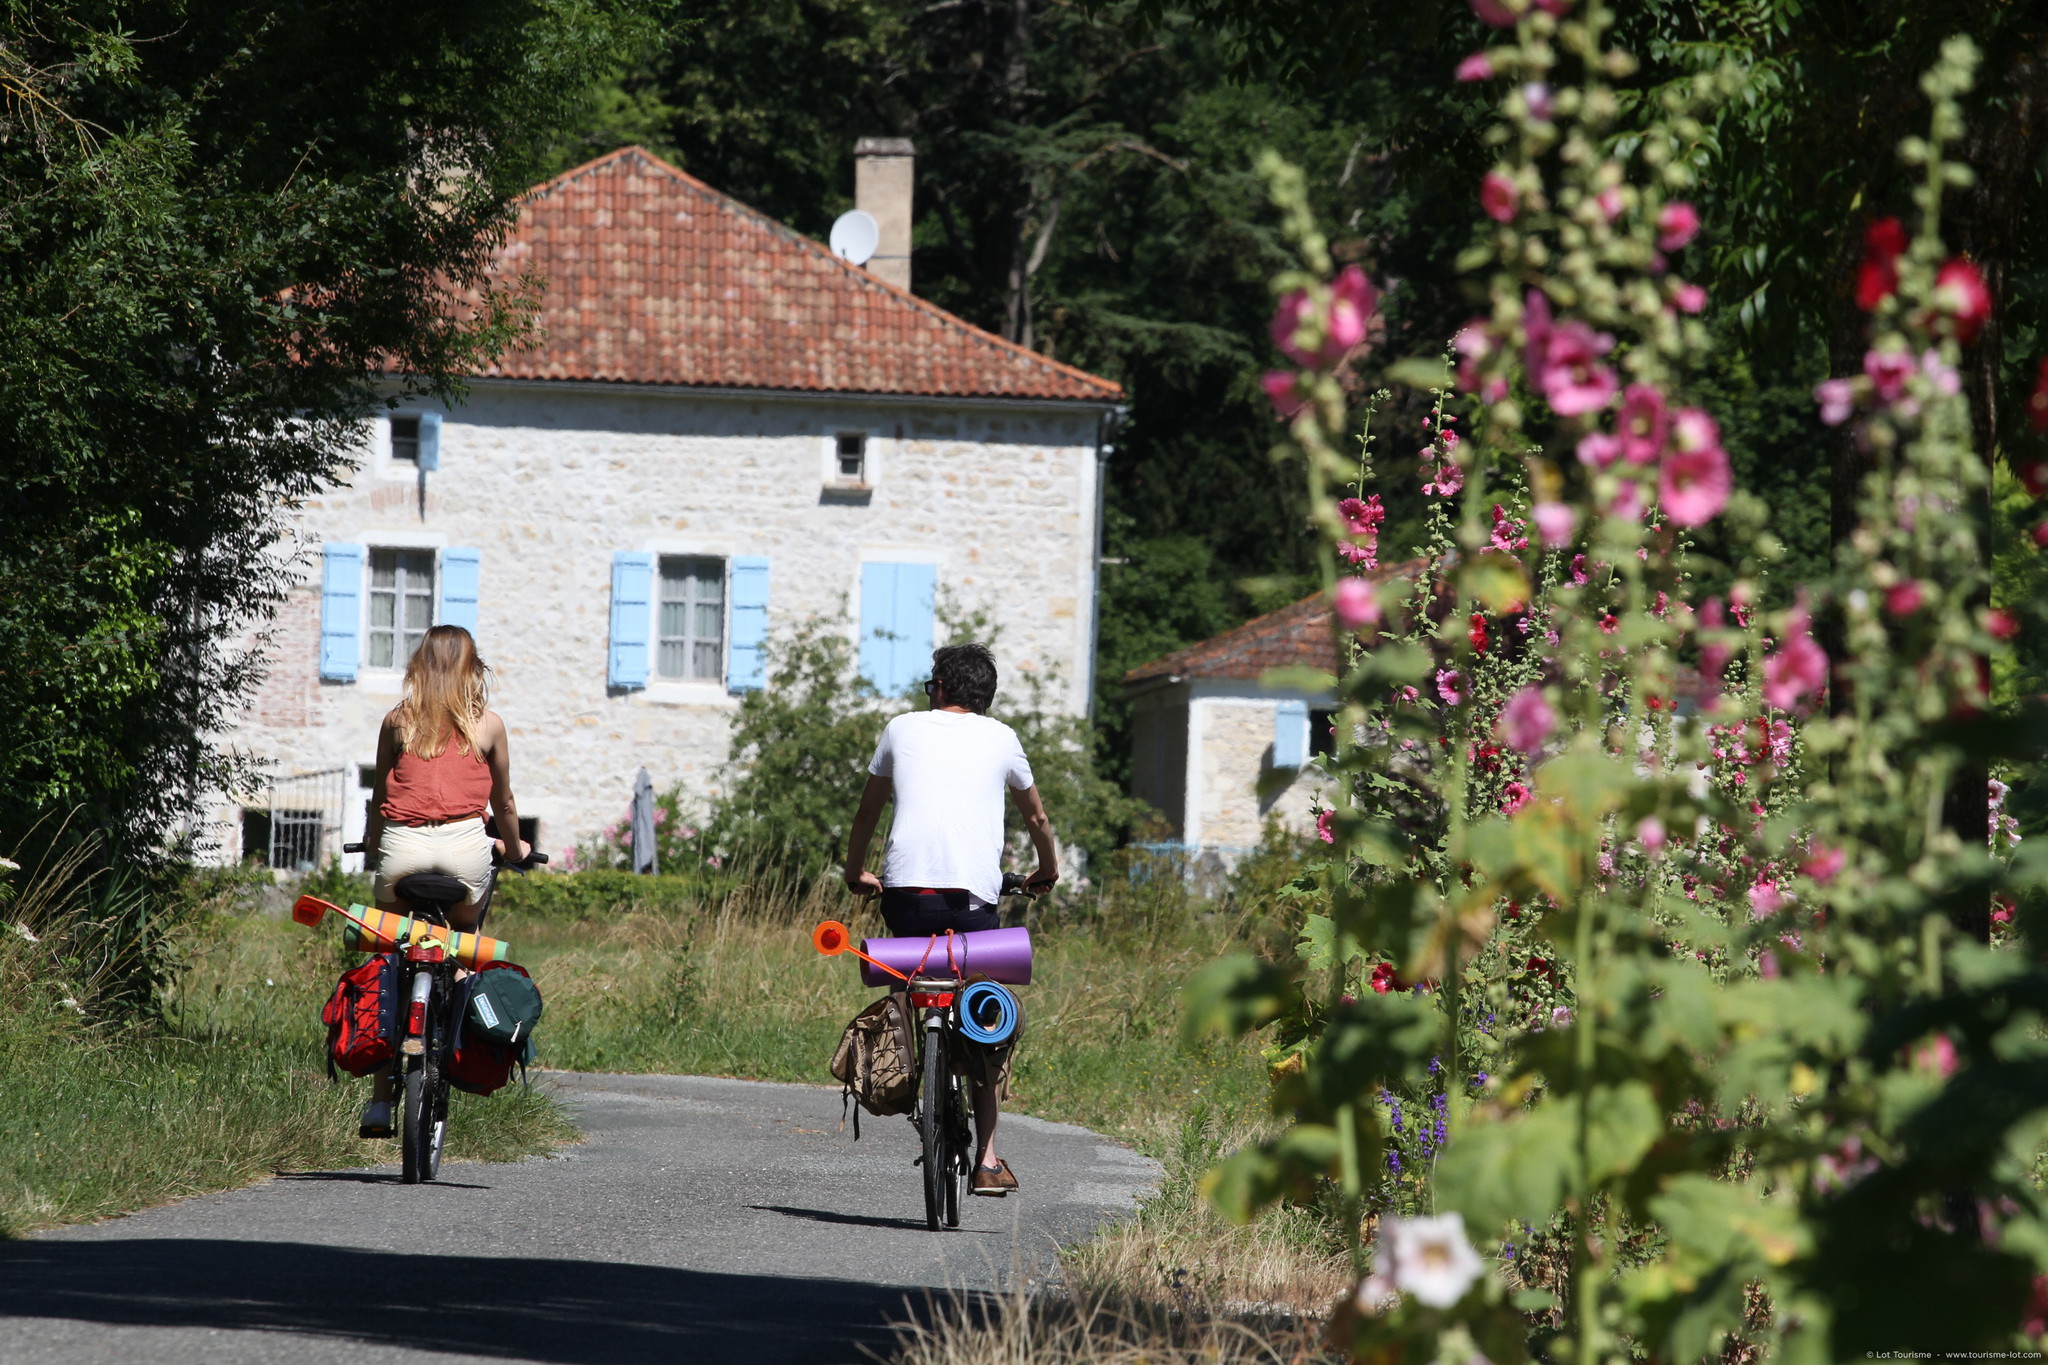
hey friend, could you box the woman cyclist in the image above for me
[357,624,527,1138]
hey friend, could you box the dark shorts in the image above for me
[878,887,998,938]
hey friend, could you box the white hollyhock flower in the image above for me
[1383,1212,1484,1308]
[0,856,19,873]
[1353,1268,1397,1315]
[12,922,36,943]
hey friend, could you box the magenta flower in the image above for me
[1488,503,1527,552]
[1577,431,1622,469]
[1658,409,1730,527]
[1270,265,1378,368]
[1595,187,1624,222]
[1673,282,1707,313]
[1532,500,1576,548]
[1333,576,1380,630]
[1920,348,1960,397]
[1534,317,1619,416]
[1748,878,1786,919]
[1801,845,1845,883]
[1885,581,1924,616]
[1316,808,1337,844]
[1656,202,1700,251]
[1455,52,1495,81]
[1468,0,1519,26]
[1501,782,1533,816]
[1452,321,1499,398]
[1815,377,1857,426]
[1521,82,1553,122]
[1762,608,1828,711]
[1932,258,1991,343]
[1422,459,1465,497]
[1608,477,1645,522]
[1435,668,1465,706]
[1481,170,1519,223]
[1339,495,1385,532]
[1498,686,1555,754]
[1617,384,1668,465]
[1263,370,1307,419]
[1863,347,1914,404]
[1636,816,1666,853]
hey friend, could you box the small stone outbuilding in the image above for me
[1122,595,1340,864]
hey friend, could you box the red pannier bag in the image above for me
[322,952,399,1078]
[446,961,537,1096]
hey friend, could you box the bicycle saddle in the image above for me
[390,872,469,906]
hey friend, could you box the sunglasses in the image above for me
[921,679,939,698]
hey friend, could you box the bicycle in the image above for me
[903,872,1041,1232]
[340,838,546,1183]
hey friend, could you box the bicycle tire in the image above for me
[921,1031,945,1232]
[942,1073,963,1227]
[401,1062,426,1185]
[420,1051,448,1182]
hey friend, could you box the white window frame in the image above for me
[655,554,728,684]
[820,428,888,491]
[363,546,437,673]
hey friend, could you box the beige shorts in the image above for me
[373,817,493,909]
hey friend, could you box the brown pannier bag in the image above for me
[830,990,916,1138]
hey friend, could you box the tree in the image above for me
[0,0,651,857]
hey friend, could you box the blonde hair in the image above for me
[393,625,489,759]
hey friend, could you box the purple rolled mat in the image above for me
[859,926,1033,987]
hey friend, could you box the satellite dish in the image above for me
[829,210,880,266]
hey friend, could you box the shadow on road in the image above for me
[0,1238,957,1364]
[750,1204,999,1235]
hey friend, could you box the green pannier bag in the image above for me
[467,963,544,1047]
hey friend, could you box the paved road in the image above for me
[0,1073,1161,1364]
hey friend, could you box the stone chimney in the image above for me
[854,137,915,293]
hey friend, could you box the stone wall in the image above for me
[1189,694,1326,852]
[209,381,1105,865]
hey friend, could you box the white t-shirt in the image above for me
[868,710,1035,904]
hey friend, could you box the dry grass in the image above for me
[883,1285,1338,1365]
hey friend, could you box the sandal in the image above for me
[972,1159,1018,1196]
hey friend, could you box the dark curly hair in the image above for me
[930,642,998,714]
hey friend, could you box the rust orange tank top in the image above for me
[380,741,493,824]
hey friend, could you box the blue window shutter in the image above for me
[1273,699,1309,769]
[609,551,654,689]
[728,556,771,692]
[860,561,935,697]
[440,547,481,634]
[417,412,442,472]
[319,544,364,682]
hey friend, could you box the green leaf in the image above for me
[1384,356,1451,390]
[1584,1081,1663,1183]
[1179,954,1301,1045]
[1202,1124,1340,1222]
[1433,1101,1579,1235]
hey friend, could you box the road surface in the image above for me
[0,1072,1161,1364]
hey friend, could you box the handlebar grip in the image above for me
[343,842,366,854]
[528,851,549,865]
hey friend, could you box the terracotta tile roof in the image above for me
[1123,593,1342,685]
[478,147,1121,403]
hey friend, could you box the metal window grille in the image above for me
[367,547,434,669]
[247,767,347,872]
[658,556,724,681]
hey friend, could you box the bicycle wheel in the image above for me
[942,1073,963,1228]
[420,1051,448,1182]
[921,1032,946,1232]
[401,1062,427,1184]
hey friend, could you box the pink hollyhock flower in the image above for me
[1435,668,1465,706]
[1815,377,1856,426]
[1989,608,2020,640]
[1855,217,1909,311]
[1452,321,1502,399]
[1637,816,1666,853]
[1655,202,1700,251]
[1271,266,1378,368]
[1749,878,1786,918]
[679,825,698,840]
[1521,289,1553,372]
[1763,608,1828,711]
[1595,186,1624,221]
[1608,477,1645,523]
[1864,347,1914,404]
[1333,576,1380,630]
[1920,348,1960,397]
[1468,0,1519,26]
[1885,581,1925,616]
[1498,686,1555,754]
[1535,318,1619,416]
[1316,808,1337,844]
[654,806,668,826]
[1802,844,1845,883]
[1617,383,1668,465]
[1991,778,2010,811]
[1521,82,1553,122]
[1577,431,1622,469]
[1455,52,1495,81]
[1263,371,1307,419]
[1481,170,1519,223]
[1673,282,1707,313]
[1532,500,1575,548]
[1932,258,1991,343]
[1423,459,1465,497]
[1570,554,1589,587]
[1501,782,1533,815]
[1488,504,1527,552]
[1339,495,1385,531]
[707,854,723,868]
[1659,409,1731,526]
[1337,540,1377,567]
[1912,1034,1958,1079]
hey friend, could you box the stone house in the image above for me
[1122,594,1339,865]
[219,143,1122,869]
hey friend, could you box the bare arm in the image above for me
[1010,785,1058,889]
[481,712,527,864]
[843,773,892,896]
[364,717,401,868]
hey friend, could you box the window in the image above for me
[367,548,435,669]
[658,556,725,681]
[835,432,867,482]
[1310,708,1337,759]
[390,414,422,466]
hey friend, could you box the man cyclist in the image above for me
[843,642,1057,1197]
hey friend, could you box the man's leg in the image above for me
[971,1075,999,1169]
